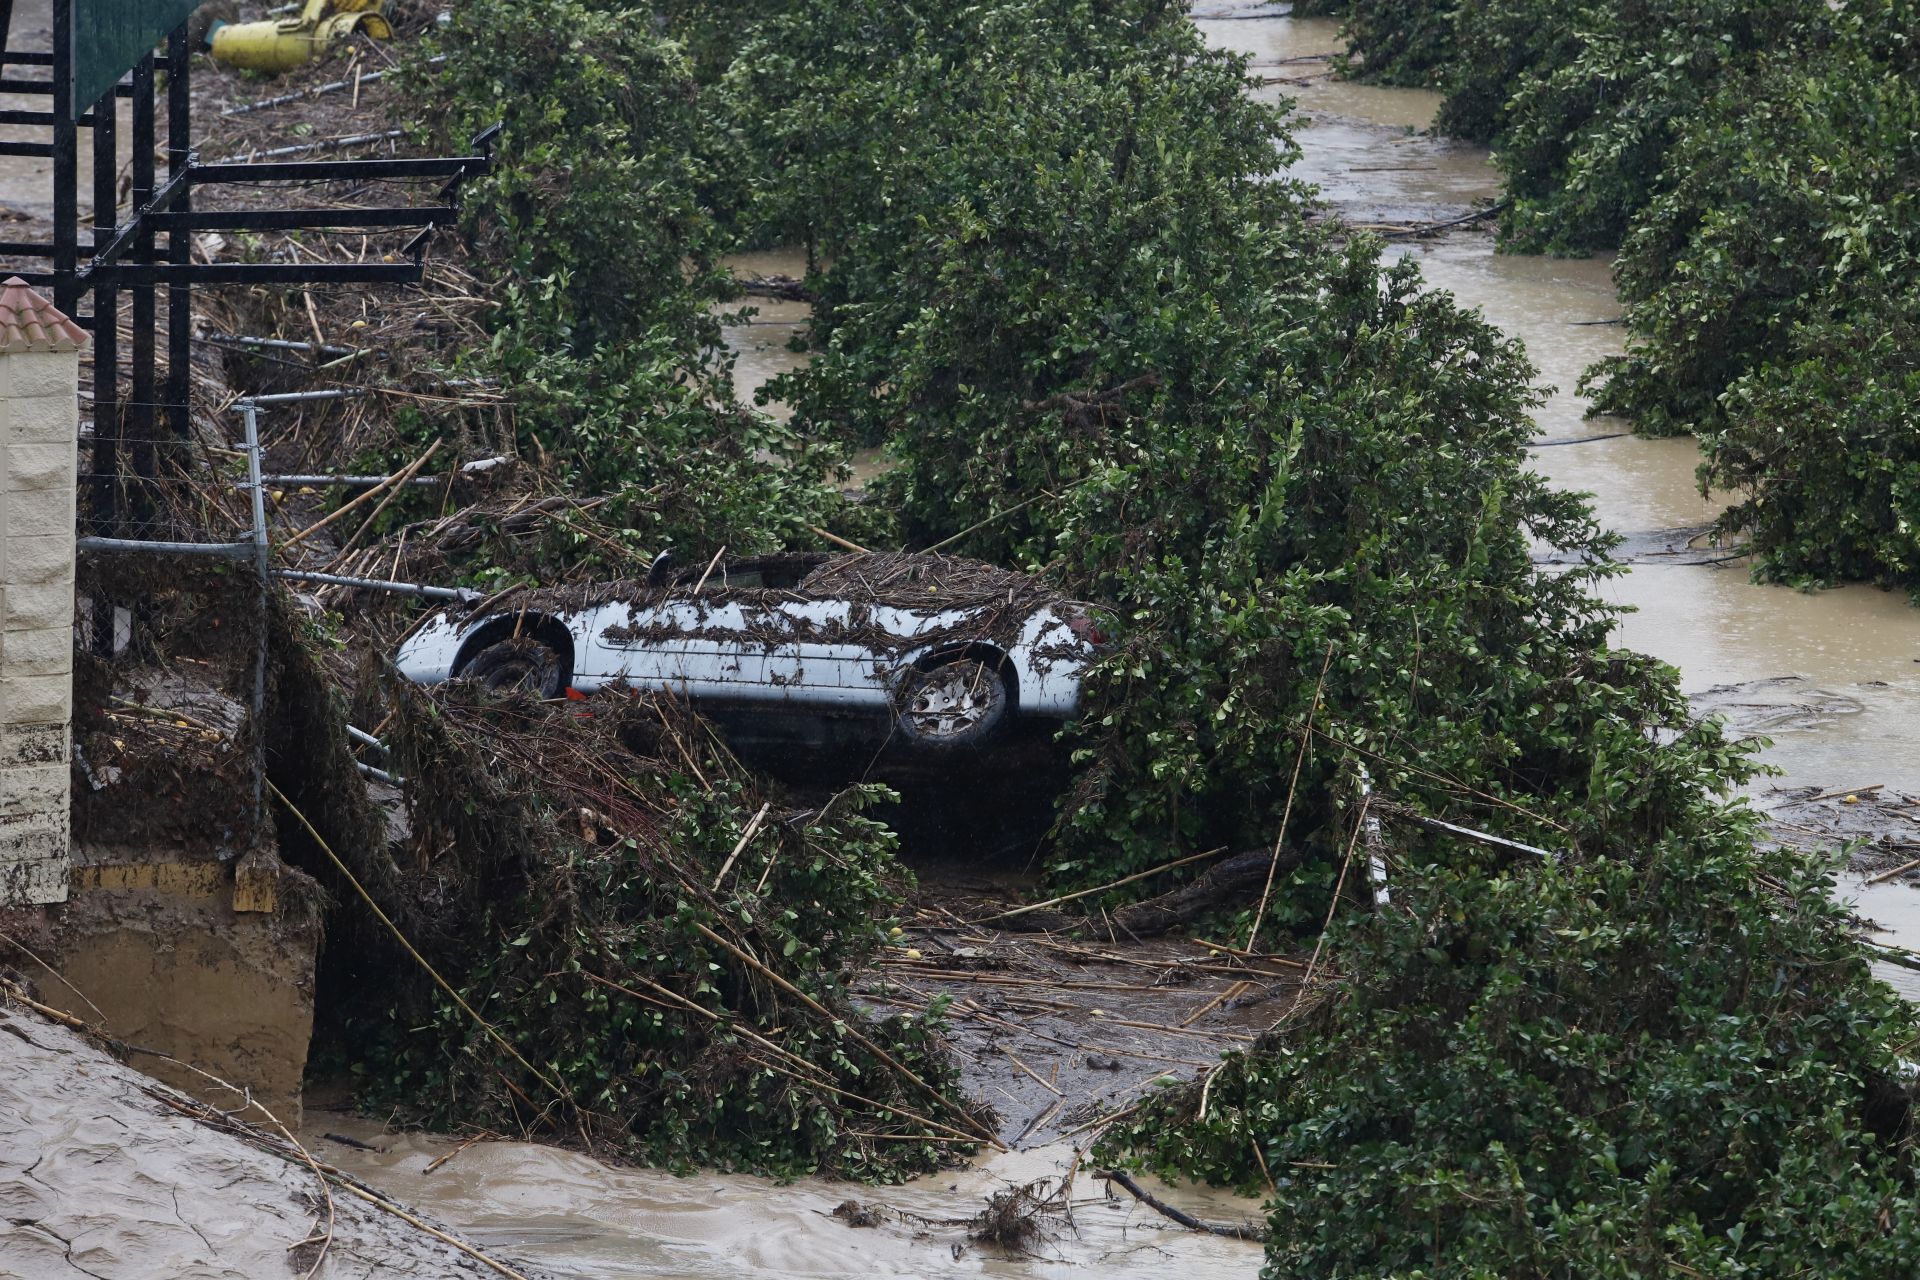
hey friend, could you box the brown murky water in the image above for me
[309,1115,1265,1279]
[722,248,814,425]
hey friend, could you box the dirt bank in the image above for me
[0,997,553,1280]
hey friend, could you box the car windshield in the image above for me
[671,554,830,591]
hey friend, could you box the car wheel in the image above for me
[462,638,567,699]
[896,659,1009,750]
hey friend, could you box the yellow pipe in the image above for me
[209,1,391,73]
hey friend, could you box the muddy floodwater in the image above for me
[317,4,1920,1274]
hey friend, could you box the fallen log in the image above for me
[1108,848,1299,938]
[994,847,1301,939]
[1096,1169,1266,1241]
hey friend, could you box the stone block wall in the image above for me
[0,279,85,906]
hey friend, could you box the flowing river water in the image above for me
[313,5,1920,1274]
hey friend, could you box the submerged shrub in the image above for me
[1587,34,1920,437]
[1102,811,1920,1277]
[401,0,854,562]
[709,3,1920,1268]
[724,0,1687,904]
[1703,285,1920,591]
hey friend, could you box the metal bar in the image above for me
[204,333,359,357]
[165,23,190,441]
[147,205,456,232]
[218,58,442,116]
[1379,810,1563,864]
[0,240,56,255]
[212,129,403,163]
[77,536,253,558]
[129,52,155,504]
[262,473,443,488]
[271,569,480,602]
[244,388,368,405]
[190,155,491,184]
[355,762,404,786]
[90,261,427,286]
[49,0,74,317]
[0,140,53,157]
[0,107,92,126]
[242,404,270,579]
[243,404,270,826]
[1356,764,1390,911]
[84,164,191,271]
[259,455,509,488]
[0,76,55,94]
[89,78,117,539]
[345,725,387,752]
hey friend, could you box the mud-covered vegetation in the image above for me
[709,0,1687,906]
[1314,0,1920,591]
[392,0,869,567]
[326,683,976,1178]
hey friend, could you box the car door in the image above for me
[580,594,885,710]
[755,598,892,709]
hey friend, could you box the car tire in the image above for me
[896,659,1009,751]
[461,638,568,699]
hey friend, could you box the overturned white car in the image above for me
[394,552,1107,752]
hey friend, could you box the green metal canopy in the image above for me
[71,0,198,117]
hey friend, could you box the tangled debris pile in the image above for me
[311,678,985,1178]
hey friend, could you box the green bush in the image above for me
[1103,811,1920,1277]
[1337,0,1461,88]
[723,0,1691,898]
[1703,285,1920,591]
[1586,33,1920,437]
[1333,0,1839,252]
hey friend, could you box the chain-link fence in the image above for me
[76,400,266,561]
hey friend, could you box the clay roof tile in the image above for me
[0,277,87,353]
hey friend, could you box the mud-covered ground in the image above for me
[859,863,1299,1150]
[0,997,553,1280]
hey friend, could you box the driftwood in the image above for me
[738,274,814,303]
[1097,1169,1266,1241]
[996,847,1302,939]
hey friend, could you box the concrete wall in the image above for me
[0,290,81,907]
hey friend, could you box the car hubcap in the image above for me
[906,666,990,738]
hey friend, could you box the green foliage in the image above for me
[720,0,1690,895]
[1484,0,1832,253]
[1335,0,1838,251]
[409,0,733,350]
[1334,0,1920,586]
[1102,814,1920,1277]
[1703,285,1920,591]
[703,2,1920,1268]
[1335,0,1461,88]
[1583,19,1920,414]
[400,0,856,562]
[1576,6,1920,582]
